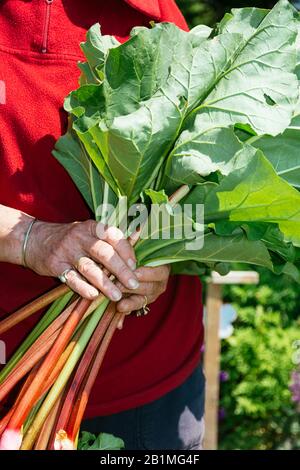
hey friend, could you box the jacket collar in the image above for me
[123,0,161,20]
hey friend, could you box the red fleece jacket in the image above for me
[0,0,203,417]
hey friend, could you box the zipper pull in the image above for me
[41,0,54,53]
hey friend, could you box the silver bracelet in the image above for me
[22,218,37,268]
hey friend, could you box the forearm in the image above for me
[0,206,168,309]
[0,204,34,265]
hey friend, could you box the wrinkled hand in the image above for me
[115,265,170,329]
[26,220,139,301]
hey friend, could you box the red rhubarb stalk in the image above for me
[0,330,59,403]
[0,366,38,436]
[3,298,91,436]
[0,362,42,448]
[41,335,79,394]
[0,297,81,401]
[0,285,70,335]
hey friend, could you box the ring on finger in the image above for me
[142,295,148,309]
[136,295,150,317]
[58,268,74,284]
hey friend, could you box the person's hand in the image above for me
[115,265,170,328]
[26,220,139,301]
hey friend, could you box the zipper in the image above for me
[41,0,53,53]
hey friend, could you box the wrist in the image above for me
[0,207,35,265]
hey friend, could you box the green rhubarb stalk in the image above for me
[53,303,115,438]
[67,312,122,445]
[0,291,73,383]
[22,397,44,436]
[20,298,109,449]
[34,394,63,450]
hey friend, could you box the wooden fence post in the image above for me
[203,283,222,450]
[203,271,259,450]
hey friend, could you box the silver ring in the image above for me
[58,268,73,284]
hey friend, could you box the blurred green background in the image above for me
[176,0,300,450]
[178,1,278,28]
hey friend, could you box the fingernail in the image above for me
[128,278,139,289]
[111,290,122,301]
[127,258,136,270]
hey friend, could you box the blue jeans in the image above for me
[82,364,205,450]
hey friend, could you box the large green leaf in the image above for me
[161,1,299,192]
[73,127,120,198]
[53,130,105,214]
[66,24,191,203]
[162,126,243,192]
[93,27,243,202]
[212,220,299,280]
[136,230,273,271]
[68,23,237,203]
[249,114,300,188]
[201,147,300,246]
[78,432,124,451]
[135,191,274,272]
[246,13,300,189]
[239,9,300,189]
[79,24,120,84]
[217,7,269,37]
[185,0,298,136]
[91,92,185,205]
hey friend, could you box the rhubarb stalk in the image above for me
[34,393,63,450]
[0,363,41,437]
[0,285,70,335]
[0,329,59,402]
